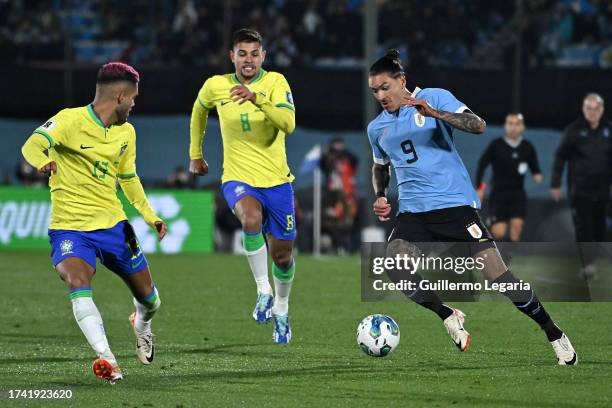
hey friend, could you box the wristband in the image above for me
[376,191,386,198]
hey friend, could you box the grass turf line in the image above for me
[0,250,610,407]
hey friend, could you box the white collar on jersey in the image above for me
[411,87,422,98]
[504,136,523,148]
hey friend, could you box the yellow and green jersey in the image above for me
[190,69,296,187]
[21,104,159,231]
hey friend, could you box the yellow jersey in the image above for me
[21,104,159,231]
[190,69,296,187]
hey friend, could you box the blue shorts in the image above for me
[48,221,148,276]
[222,181,297,241]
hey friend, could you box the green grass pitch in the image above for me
[0,250,611,407]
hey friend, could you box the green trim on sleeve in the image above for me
[275,103,295,111]
[117,172,137,179]
[33,130,55,148]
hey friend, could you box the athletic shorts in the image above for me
[222,181,297,241]
[388,205,493,243]
[488,190,526,223]
[48,220,148,276]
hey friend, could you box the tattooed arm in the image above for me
[372,163,390,197]
[403,94,487,134]
[434,110,486,134]
[372,163,392,221]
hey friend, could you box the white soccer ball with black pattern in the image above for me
[356,314,400,357]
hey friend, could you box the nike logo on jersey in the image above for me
[220,101,231,106]
[80,144,94,149]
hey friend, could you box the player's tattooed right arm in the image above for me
[435,111,487,134]
[372,163,390,197]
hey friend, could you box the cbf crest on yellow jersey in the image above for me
[21,104,158,231]
[190,69,296,188]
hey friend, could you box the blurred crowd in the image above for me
[1,0,611,68]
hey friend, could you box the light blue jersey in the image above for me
[367,87,480,213]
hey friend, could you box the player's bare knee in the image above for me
[472,246,508,280]
[59,269,91,290]
[272,251,292,269]
[240,212,262,233]
[386,239,422,259]
[385,239,423,282]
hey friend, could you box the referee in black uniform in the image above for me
[476,112,542,241]
[551,93,612,242]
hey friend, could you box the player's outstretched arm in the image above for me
[434,111,486,134]
[372,163,391,221]
[403,95,486,134]
[119,176,166,240]
[189,97,211,168]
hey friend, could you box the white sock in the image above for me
[272,276,293,316]
[246,245,272,295]
[133,287,161,334]
[71,295,115,363]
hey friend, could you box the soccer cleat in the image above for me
[272,313,292,344]
[92,359,123,383]
[551,333,578,365]
[129,312,155,365]
[443,308,471,352]
[252,293,274,324]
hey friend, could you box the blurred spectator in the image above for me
[321,138,358,198]
[1,0,612,68]
[166,166,195,189]
[320,138,358,252]
[215,190,241,252]
[321,190,354,254]
[173,0,198,34]
[15,159,47,187]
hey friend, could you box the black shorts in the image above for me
[388,205,493,243]
[488,190,526,223]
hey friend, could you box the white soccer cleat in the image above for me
[92,359,123,383]
[129,312,155,365]
[443,308,471,352]
[551,333,577,365]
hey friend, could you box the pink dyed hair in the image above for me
[97,62,140,84]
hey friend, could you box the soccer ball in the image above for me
[356,314,400,357]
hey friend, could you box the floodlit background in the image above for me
[2,0,612,253]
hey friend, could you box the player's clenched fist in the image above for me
[373,196,391,221]
[230,85,256,105]
[189,158,209,176]
[39,161,57,175]
[402,94,438,117]
[154,220,167,241]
